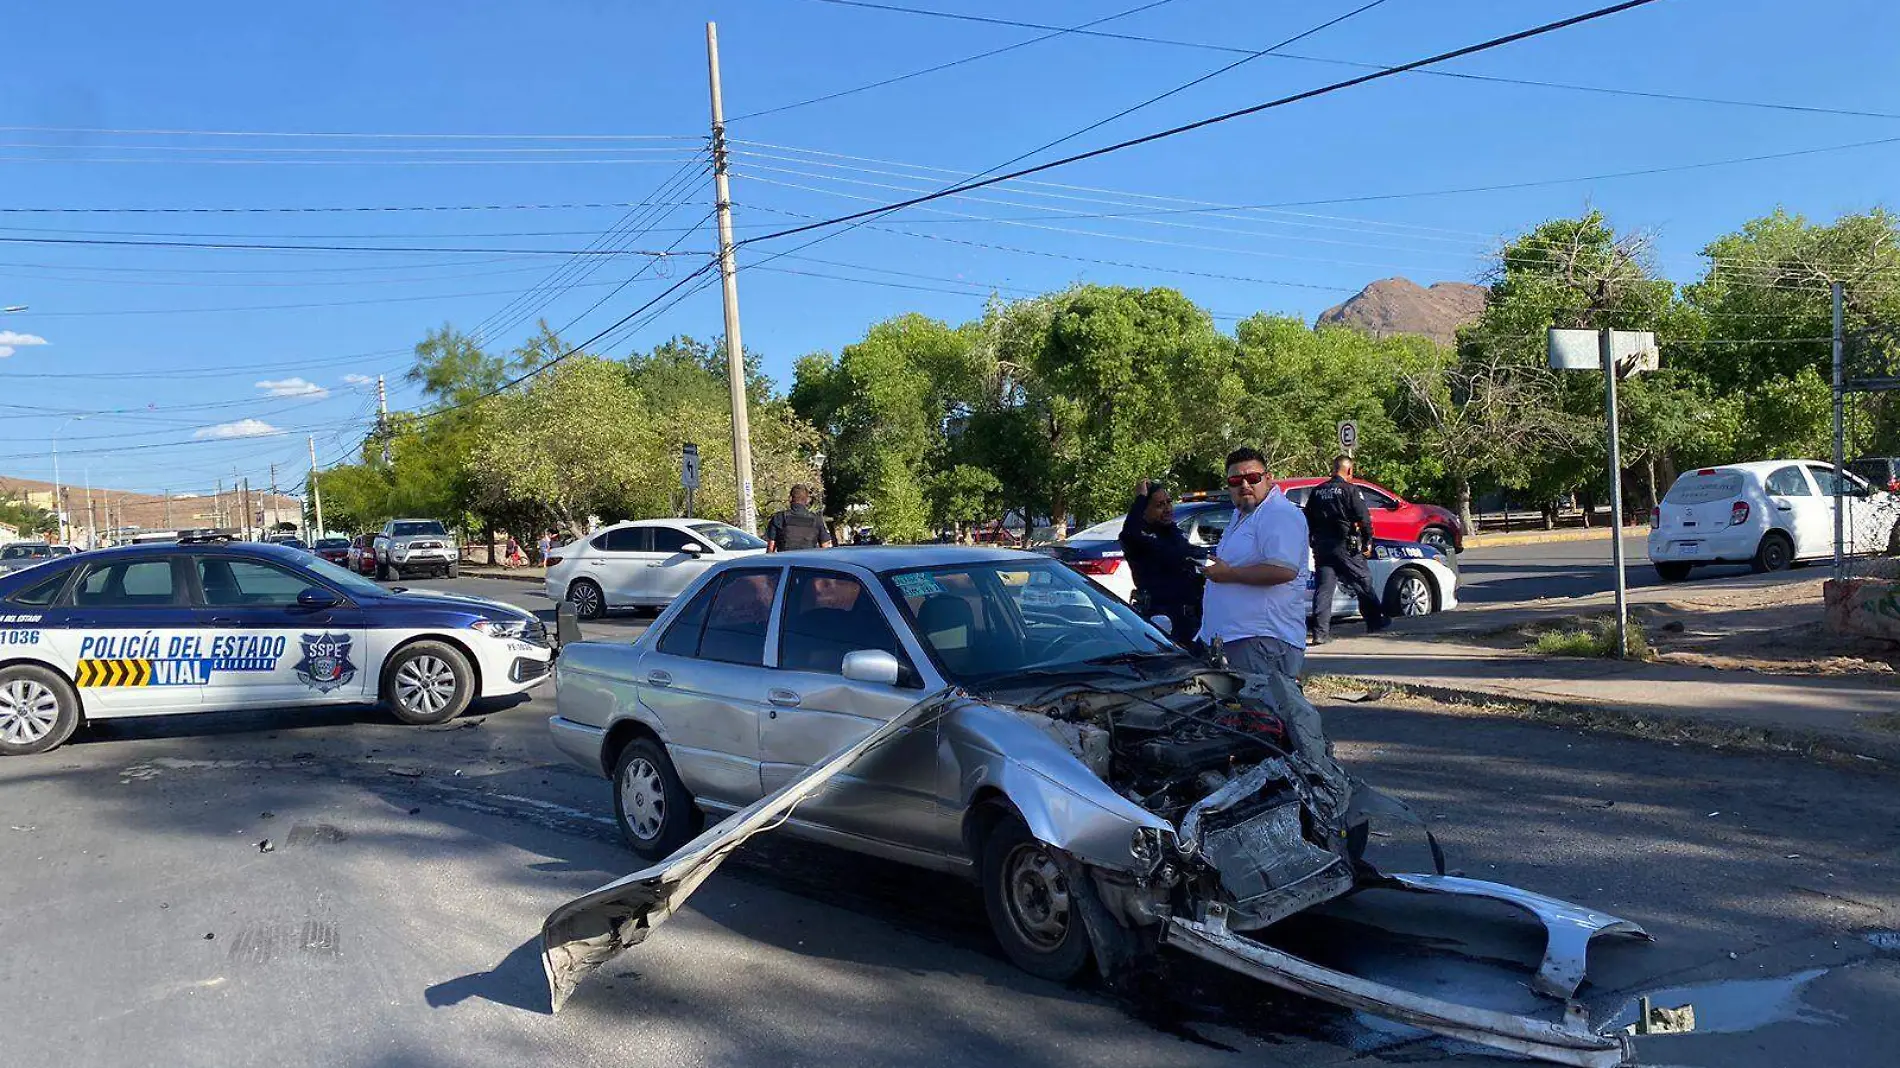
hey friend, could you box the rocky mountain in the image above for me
[1316,277,1488,347]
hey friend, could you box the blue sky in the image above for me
[1,0,1896,496]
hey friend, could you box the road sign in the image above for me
[1336,420,1358,454]
[1548,328,1658,374]
[680,442,701,490]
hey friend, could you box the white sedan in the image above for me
[1649,460,1900,580]
[1041,501,1459,619]
[546,519,766,620]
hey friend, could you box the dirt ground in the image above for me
[1480,575,1900,679]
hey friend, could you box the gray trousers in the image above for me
[1224,635,1305,680]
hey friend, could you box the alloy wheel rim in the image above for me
[1399,575,1432,615]
[572,583,601,616]
[394,655,456,715]
[1002,843,1071,950]
[0,679,59,745]
[620,757,666,841]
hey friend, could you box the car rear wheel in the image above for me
[1654,561,1694,583]
[1383,567,1436,617]
[981,813,1092,982]
[383,641,473,725]
[0,665,80,757]
[1751,532,1793,574]
[1419,526,1456,553]
[613,738,698,860]
[567,578,605,621]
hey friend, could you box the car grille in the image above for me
[510,657,551,684]
[409,540,445,550]
[523,618,549,646]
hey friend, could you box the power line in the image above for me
[0,234,702,257]
[0,126,705,141]
[10,272,697,318]
[0,154,711,167]
[731,0,1185,122]
[803,0,1900,123]
[738,0,1669,248]
[0,201,698,215]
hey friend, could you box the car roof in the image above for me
[761,545,1044,572]
[37,541,314,564]
[1692,460,1831,476]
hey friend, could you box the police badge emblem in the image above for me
[295,632,357,693]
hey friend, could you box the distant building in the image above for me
[0,521,18,542]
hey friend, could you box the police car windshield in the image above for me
[690,523,765,551]
[304,556,388,598]
[392,521,447,537]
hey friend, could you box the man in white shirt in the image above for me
[1198,446,1311,679]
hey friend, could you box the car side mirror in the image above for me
[297,587,339,610]
[841,649,902,686]
[682,542,709,555]
[1150,614,1173,636]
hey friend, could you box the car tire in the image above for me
[1383,566,1436,617]
[382,641,473,726]
[980,812,1093,983]
[376,560,391,581]
[1751,532,1793,574]
[613,737,699,861]
[0,664,81,757]
[446,561,459,579]
[1887,520,1900,557]
[567,578,605,621]
[1654,561,1693,583]
[1419,526,1456,554]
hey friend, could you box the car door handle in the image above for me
[645,670,672,688]
[1776,502,1793,511]
[767,688,802,708]
[208,616,243,627]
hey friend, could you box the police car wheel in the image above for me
[1384,567,1436,617]
[383,641,473,725]
[568,579,605,621]
[0,664,80,756]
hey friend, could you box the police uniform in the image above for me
[765,505,830,551]
[1117,488,1205,648]
[1303,475,1388,640]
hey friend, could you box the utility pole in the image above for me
[707,21,758,533]
[240,478,252,540]
[309,436,326,541]
[1832,280,1846,581]
[1599,328,1629,660]
[377,375,391,465]
[215,479,224,529]
[269,464,279,535]
[163,490,172,529]
[84,469,95,550]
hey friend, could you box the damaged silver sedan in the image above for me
[542,548,1649,1066]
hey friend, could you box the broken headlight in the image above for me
[1130,827,1173,870]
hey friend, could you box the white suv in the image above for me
[375,518,458,580]
[545,519,765,619]
[1648,460,1900,581]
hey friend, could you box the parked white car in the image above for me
[1648,460,1900,581]
[545,519,766,619]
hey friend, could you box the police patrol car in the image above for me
[0,541,553,756]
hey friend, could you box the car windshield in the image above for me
[392,521,447,537]
[301,555,389,598]
[315,538,350,550]
[1068,517,1123,542]
[882,560,1178,686]
[690,522,765,551]
[2,544,48,560]
[1664,471,1745,504]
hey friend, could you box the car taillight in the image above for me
[1729,501,1750,526]
[1650,507,1660,527]
[1073,558,1124,576]
[545,555,563,568]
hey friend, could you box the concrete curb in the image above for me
[1464,527,1629,548]
[1312,674,1898,770]
[459,569,546,585]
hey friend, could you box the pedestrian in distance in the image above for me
[503,534,526,569]
[537,529,556,565]
[1198,446,1311,680]
[764,485,834,553]
[1118,480,1206,651]
[1303,454,1389,644]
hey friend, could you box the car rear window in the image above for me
[1664,471,1745,504]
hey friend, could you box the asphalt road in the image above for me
[3,575,1895,1067]
[1453,535,1821,605]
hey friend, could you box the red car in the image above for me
[346,533,380,575]
[312,536,352,568]
[1273,477,1465,553]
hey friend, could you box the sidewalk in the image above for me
[460,563,546,584]
[1309,629,1900,767]
[1464,525,1623,549]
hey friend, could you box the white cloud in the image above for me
[256,376,329,398]
[193,419,281,440]
[0,330,48,359]
[342,373,374,387]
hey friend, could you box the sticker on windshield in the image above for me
[891,573,945,598]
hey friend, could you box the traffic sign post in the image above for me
[1336,420,1358,456]
[681,443,701,518]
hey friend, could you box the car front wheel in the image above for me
[1383,567,1436,617]
[1419,526,1456,553]
[981,813,1092,982]
[613,738,698,860]
[0,665,80,756]
[383,641,473,725]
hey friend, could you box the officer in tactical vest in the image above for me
[764,485,834,552]
[1303,455,1388,643]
